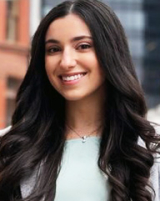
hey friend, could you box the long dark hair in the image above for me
[0,0,159,200]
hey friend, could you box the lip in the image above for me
[59,72,87,77]
[59,72,87,85]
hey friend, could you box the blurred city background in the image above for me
[0,0,160,129]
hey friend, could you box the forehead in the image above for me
[45,14,92,40]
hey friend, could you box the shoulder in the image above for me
[0,126,12,137]
[149,124,160,201]
[138,124,160,147]
[150,154,160,201]
[154,124,160,135]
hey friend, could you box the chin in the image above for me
[58,90,83,101]
[61,93,85,101]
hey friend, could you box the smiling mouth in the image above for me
[59,73,87,82]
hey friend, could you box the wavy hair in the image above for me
[0,0,159,200]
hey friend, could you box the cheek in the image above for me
[45,66,52,84]
[94,67,106,89]
[45,66,61,93]
[93,61,105,80]
[45,59,56,80]
[45,59,50,76]
[45,56,57,72]
[45,65,55,87]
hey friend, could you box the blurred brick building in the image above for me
[0,0,30,128]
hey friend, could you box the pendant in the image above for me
[82,136,87,143]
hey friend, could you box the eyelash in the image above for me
[47,47,60,53]
[77,44,92,50]
[46,43,92,54]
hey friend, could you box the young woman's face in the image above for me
[45,14,105,101]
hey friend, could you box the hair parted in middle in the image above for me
[0,1,158,201]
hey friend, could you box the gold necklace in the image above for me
[66,124,101,143]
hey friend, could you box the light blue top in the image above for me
[0,126,160,201]
[54,136,110,201]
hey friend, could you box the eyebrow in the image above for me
[45,35,92,45]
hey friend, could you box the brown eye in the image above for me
[77,44,92,50]
[47,47,61,53]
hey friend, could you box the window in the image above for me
[6,0,19,41]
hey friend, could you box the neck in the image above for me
[65,93,105,133]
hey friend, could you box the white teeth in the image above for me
[62,73,85,81]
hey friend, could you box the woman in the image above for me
[0,0,159,200]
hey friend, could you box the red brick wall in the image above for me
[19,0,30,45]
[0,0,30,129]
[0,80,6,128]
[0,1,7,41]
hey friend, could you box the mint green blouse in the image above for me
[1,127,160,201]
[54,136,110,201]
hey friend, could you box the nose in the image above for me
[59,48,77,70]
